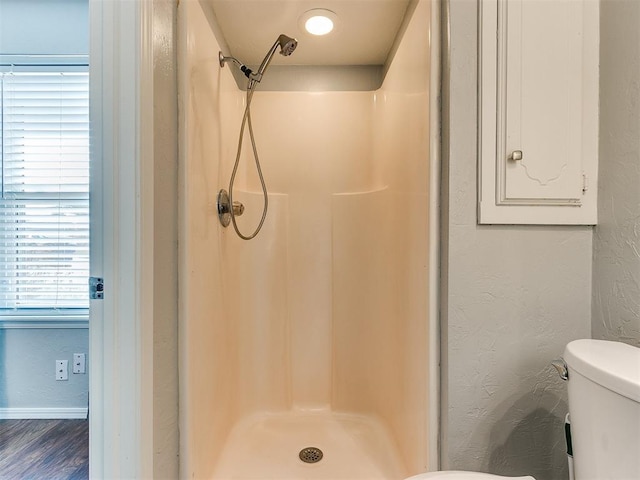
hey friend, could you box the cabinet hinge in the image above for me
[582,173,589,193]
[89,277,104,299]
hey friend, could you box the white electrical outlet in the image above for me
[56,360,68,381]
[73,353,86,374]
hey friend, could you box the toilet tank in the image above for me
[564,339,640,480]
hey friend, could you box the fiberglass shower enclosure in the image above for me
[179,0,438,478]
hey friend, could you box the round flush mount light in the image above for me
[300,9,337,36]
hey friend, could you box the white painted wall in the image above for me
[442,1,592,478]
[0,0,90,418]
[0,0,88,55]
[592,0,640,347]
[0,328,88,414]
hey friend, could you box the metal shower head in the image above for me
[277,34,298,56]
[219,33,298,83]
[253,33,298,80]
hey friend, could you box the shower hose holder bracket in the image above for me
[217,189,244,228]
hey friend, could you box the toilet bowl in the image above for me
[405,471,535,480]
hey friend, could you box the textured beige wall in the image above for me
[593,0,640,346]
[152,0,179,478]
[442,1,592,478]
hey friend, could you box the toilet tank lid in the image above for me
[564,339,640,403]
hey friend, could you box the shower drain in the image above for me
[299,447,323,463]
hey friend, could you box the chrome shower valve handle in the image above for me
[233,201,245,216]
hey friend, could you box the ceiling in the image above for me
[203,0,414,68]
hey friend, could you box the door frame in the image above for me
[89,0,155,477]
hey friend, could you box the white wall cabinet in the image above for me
[479,0,599,225]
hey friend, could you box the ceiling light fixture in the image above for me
[300,9,337,36]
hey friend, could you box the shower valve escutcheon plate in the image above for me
[217,189,245,227]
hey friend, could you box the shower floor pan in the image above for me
[212,410,408,479]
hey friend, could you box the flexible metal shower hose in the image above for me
[227,78,269,240]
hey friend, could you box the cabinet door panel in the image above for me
[504,0,583,202]
[479,0,598,225]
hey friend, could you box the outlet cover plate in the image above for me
[56,360,69,381]
[73,353,86,374]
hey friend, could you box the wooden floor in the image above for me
[0,419,88,480]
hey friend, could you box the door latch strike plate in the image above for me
[89,277,104,299]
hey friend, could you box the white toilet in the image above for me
[560,338,640,479]
[405,472,534,480]
[407,339,640,480]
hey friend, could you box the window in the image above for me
[0,68,89,321]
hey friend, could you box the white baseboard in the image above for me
[0,407,88,419]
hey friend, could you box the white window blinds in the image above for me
[0,71,89,311]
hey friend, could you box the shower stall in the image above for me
[178,0,439,478]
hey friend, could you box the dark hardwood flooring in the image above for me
[0,419,88,480]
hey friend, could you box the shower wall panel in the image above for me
[244,93,375,194]
[223,192,291,415]
[180,0,433,477]
[331,188,400,417]
[243,92,375,409]
[370,0,432,472]
[178,1,246,477]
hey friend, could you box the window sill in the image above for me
[0,312,89,329]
